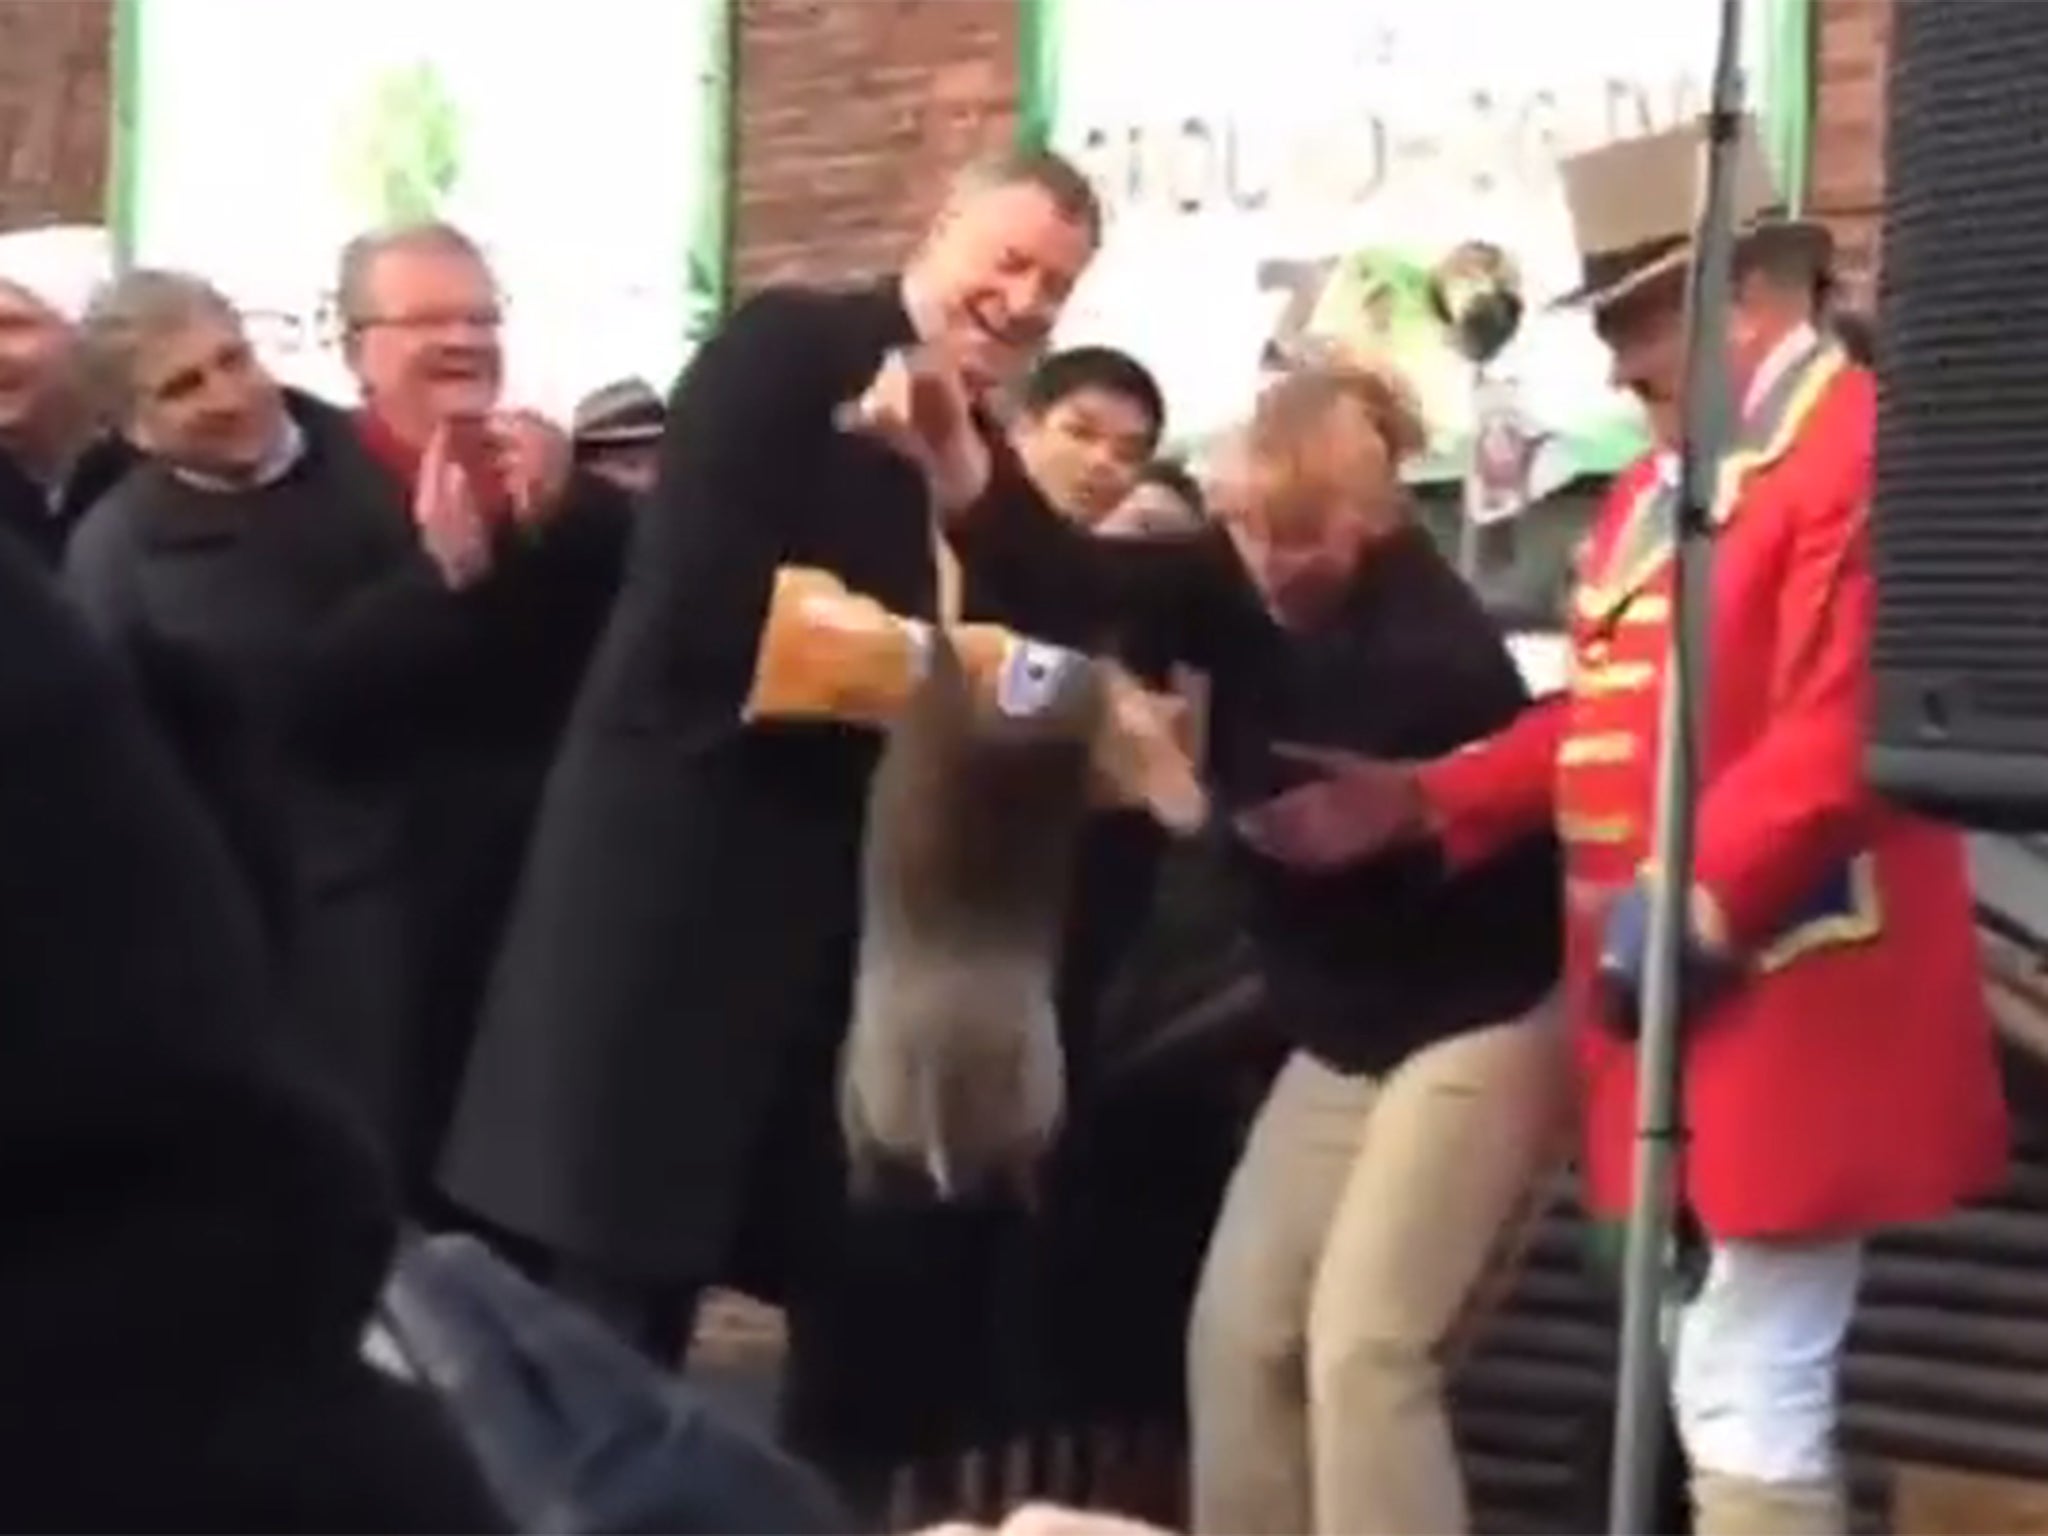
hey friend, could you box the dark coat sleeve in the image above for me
[0,529,459,1516]
[63,488,301,950]
[282,470,630,769]
[624,287,853,723]
[952,442,1273,672]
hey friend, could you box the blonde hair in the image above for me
[1239,361,1426,539]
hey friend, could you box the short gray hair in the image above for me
[75,267,240,422]
[335,219,490,329]
[944,147,1103,242]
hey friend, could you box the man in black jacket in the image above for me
[65,261,629,1214]
[0,225,133,564]
[437,149,1196,1492]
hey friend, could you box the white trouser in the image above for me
[1671,1239,1864,1485]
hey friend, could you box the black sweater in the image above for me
[958,462,1562,1076]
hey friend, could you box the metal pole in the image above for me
[1458,362,1484,580]
[1606,1,1747,1530]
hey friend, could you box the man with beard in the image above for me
[437,149,1194,1492]
[0,225,134,564]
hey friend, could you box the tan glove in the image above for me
[1091,664,1208,833]
[743,565,1208,831]
[741,565,1010,727]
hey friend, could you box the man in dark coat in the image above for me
[436,149,1153,1474]
[0,497,502,1528]
[334,222,631,1201]
[0,225,135,564]
[64,258,628,1213]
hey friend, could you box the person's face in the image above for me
[1009,384,1155,526]
[915,183,1097,393]
[344,246,504,442]
[1230,398,1396,629]
[1599,269,1797,447]
[127,307,288,481]
[1096,480,1202,540]
[584,442,661,497]
[0,281,77,450]
[1598,280,1688,448]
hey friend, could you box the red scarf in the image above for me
[355,407,511,511]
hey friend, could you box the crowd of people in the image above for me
[0,108,2010,1536]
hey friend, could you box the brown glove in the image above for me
[742,565,1010,727]
[742,565,1207,831]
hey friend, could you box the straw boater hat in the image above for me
[571,377,666,450]
[1551,115,1834,312]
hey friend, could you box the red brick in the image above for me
[1811,0,1891,214]
[0,0,111,229]
[730,0,1020,294]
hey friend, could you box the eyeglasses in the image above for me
[349,307,504,335]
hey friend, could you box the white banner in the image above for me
[1025,0,1810,487]
[113,0,731,422]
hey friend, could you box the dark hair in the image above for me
[1735,222,1837,313]
[951,147,1103,243]
[1018,346,1166,447]
[1136,457,1204,515]
[1830,309,1877,368]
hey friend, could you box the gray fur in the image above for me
[841,631,1105,1202]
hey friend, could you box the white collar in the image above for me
[1650,320,1820,486]
[170,415,307,493]
[1743,321,1819,418]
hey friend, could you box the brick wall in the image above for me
[0,0,112,229]
[1810,0,1894,306]
[730,0,1019,294]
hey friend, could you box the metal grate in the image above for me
[1870,0,2048,749]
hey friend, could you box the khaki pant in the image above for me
[1187,1008,1570,1536]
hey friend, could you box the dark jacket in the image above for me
[0,524,500,1529]
[955,476,1564,1076]
[0,432,136,568]
[64,392,630,1197]
[439,281,942,1291]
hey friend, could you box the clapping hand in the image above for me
[1090,664,1208,834]
[485,408,571,527]
[412,420,493,590]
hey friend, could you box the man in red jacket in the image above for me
[1240,120,2008,1535]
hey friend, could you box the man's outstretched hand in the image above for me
[1232,743,1428,872]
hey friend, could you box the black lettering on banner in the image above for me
[1515,90,1564,185]
[1171,117,1217,214]
[1465,89,1501,197]
[1075,124,1123,210]
[1257,256,1337,366]
[1341,109,1389,205]
[1119,123,1150,206]
[1067,60,1725,223]
[1224,123,1271,212]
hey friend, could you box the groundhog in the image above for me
[840,629,1107,1203]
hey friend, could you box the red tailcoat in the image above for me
[1420,342,2008,1239]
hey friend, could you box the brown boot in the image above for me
[1692,1470,1847,1536]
